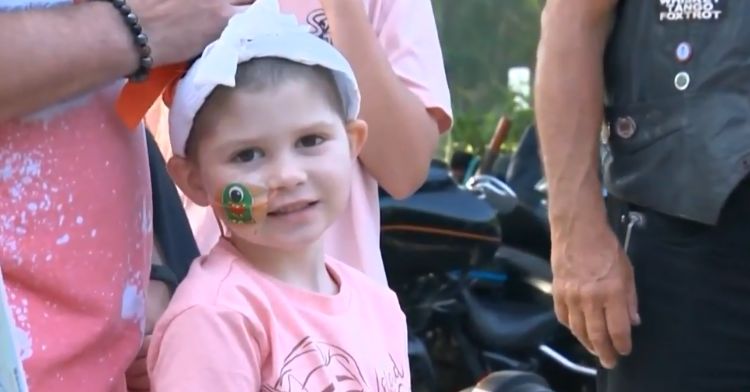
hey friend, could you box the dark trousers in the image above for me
[598,178,750,391]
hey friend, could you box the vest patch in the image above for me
[658,0,726,22]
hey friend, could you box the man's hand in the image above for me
[130,0,255,66]
[550,222,639,369]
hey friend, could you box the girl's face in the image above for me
[172,79,366,251]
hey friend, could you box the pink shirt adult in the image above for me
[0,1,152,391]
[149,0,453,284]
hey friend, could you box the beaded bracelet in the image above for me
[101,0,153,82]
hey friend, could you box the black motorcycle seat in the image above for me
[498,203,550,258]
[382,188,498,227]
[461,290,558,352]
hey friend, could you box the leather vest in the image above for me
[602,0,750,224]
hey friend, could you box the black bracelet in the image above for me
[101,0,153,82]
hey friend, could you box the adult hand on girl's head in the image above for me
[126,0,257,66]
[319,0,367,18]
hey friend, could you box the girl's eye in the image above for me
[297,135,325,148]
[232,148,264,163]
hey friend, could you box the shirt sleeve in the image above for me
[148,304,262,392]
[374,0,454,132]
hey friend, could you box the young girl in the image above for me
[146,1,409,390]
[147,0,453,287]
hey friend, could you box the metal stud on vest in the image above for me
[615,116,636,139]
[674,71,690,91]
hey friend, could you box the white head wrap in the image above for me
[168,0,360,157]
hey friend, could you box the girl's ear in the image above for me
[167,156,211,207]
[344,119,368,159]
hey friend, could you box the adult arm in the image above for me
[534,0,639,369]
[0,3,137,121]
[0,0,251,122]
[322,0,452,199]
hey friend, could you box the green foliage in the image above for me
[432,0,543,160]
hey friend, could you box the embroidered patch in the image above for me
[658,0,726,22]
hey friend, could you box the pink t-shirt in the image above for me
[147,239,410,391]
[0,2,152,390]
[147,0,453,285]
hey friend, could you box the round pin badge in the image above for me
[675,42,692,63]
[674,71,691,91]
[615,116,637,139]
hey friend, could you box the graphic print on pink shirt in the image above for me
[264,336,408,392]
[0,1,152,390]
[263,337,367,392]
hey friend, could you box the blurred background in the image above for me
[432,0,541,159]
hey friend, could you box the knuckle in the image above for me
[580,287,601,309]
[207,2,232,21]
[551,280,565,294]
[588,331,608,345]
[218,7,234,21]
[579,285,595,300]
[610,329,630,344]
[575,328,589,342]
[567,286,582,304]
[603,283,622,297]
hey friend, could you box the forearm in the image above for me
[534,0,614,231]
[0,3,138,122]
[325,2,439,199]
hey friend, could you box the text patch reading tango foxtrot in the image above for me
[658,0,725,22]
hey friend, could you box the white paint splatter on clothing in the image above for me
[56,234,70,245]
[13,324,33,361]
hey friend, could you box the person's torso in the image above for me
[0,1,151,389]
[602,0,750,224]
[164,244,409,391]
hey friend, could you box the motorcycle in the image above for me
[379,119,596,392]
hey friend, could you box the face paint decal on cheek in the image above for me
[216,182,271,225]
